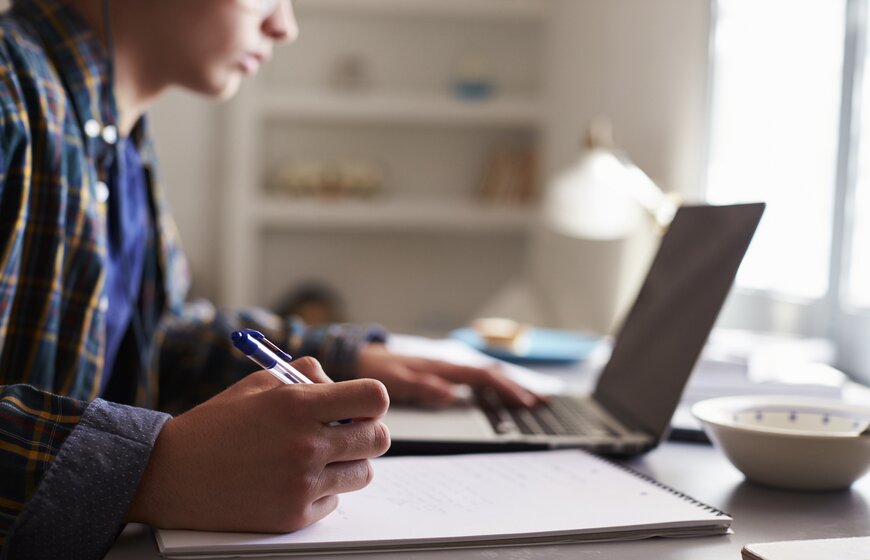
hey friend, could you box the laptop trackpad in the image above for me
[384,405,494,440]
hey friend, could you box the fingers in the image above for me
[284,465,367,532]
[408,373,457,407]
[226,357,332,400]
[325,419,391,462]
[224,357,332,400]
[276,378,390,424]
[317,459,375,499]
[387,369,457,408]
[290,356,333,384]
[418,360,544,407]
[308,495,340,527]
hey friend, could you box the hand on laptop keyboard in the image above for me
[356,344,547,408]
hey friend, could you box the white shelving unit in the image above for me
[256,90,542,127]
[255,198,533,233]
[220,0,549,333]
[297,0,547,21]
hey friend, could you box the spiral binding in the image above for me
[591,453,732,518]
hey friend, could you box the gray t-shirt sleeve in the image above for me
[3,399,170,560]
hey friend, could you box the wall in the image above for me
[543,0,711,196]
[150,92,222,301]
[146,1,714,326]
[2,0,714,328]
[527,0,712,333]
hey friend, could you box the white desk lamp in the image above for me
[544,119,676,240]
[475,119,678,336]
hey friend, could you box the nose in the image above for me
[263,0,299,43]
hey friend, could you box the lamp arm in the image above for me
[617,157,680,231]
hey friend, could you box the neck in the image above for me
[71,0,169,136]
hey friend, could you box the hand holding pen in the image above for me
[232,329,352,423]
[127,331,391,534]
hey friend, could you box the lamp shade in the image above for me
[544,146,647,240]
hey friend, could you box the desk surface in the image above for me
[106,440,870,559]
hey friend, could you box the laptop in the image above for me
[384,203,766,456]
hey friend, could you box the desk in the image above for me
[106,440,870,559]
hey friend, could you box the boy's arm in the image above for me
[0,385,170,560]
[3,370,390,560]
[154,301,384,414]
[0,386,86,549]
[156,302,538,413]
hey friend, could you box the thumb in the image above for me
[288,356,333,384]
[218,370,286,401]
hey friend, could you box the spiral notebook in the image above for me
[156,450,732,558]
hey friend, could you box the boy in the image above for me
[0,0,540,558]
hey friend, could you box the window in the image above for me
[849,26,870,308]
[706,0,870,383]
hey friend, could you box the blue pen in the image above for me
[231,329,313,385]
[232,329,352,424]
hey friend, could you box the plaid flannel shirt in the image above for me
[0,0,383,555]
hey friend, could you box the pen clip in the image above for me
[242,329,295,364]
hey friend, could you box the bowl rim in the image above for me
[691,395,870,439]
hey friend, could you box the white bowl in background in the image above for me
[692,395,870,491]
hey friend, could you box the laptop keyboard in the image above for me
[476,389,618,437]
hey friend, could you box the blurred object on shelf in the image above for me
[273,280,347,326]
[340,160,387,198]
[478,146,538,205]
[269,160,322,197]
[452,49,495,100]
[268,159,387,199]
[329,52,372,92]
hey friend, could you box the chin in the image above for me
[191,73,243,101]
[216,76,243,100]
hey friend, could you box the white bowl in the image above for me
[692,396,870,491]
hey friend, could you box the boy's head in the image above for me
[117,0,298,99]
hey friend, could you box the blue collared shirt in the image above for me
[103,138,150,391]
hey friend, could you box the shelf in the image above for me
[295,0,549,21]
[221,0,546,313]
[255,90,543,128]
[255,197,534,234]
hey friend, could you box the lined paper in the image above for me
[157,450,729,557]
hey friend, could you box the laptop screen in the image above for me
[593,203,765,440]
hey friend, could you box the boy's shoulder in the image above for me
[0,11,67,121]
[0,9,46,62]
